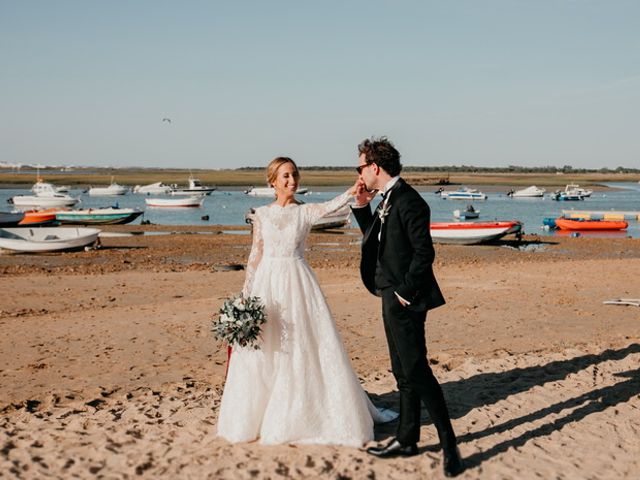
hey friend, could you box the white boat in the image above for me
[439,187,487,200]
[563,184,593,198]
[133,182,173,194]
[31,179,70,195]
[170,176,216,195]
[453,205,479,220]
[8,191,79,208]
[0,227,101,252]
[508,185,546,198]
[430,221,522,245]
[312,205,351,230]
[88,178,129,196]
[145,195,205,208]
[245,186,309,197]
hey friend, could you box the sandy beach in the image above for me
[1,228,639,479]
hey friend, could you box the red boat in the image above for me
[554,218,628,231]
[18,210,58,227]
[430,221,522,245]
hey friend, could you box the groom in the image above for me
[351,137,464,477]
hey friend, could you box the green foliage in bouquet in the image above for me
[212,294,267,349]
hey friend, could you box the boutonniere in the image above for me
[378,202,392,224]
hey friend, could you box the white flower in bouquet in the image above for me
[212,294,267,349]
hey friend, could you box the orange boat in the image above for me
[18,210,58,227]
[554,218,628,231]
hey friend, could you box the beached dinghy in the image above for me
[430,221,522,245]
[145,195,205,208]
[0,212,25,227]
[554,218,628,231]
[54,207,144,225]
[0,227,101,252]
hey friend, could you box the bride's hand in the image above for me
[352,179,377,206]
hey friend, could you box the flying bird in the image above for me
[162,118,171,123]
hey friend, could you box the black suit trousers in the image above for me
[381,288,456,449]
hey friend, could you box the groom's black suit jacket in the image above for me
[352,178,445,312]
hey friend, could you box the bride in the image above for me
[217,157,394,447]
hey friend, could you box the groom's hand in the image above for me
[354,179,378,206]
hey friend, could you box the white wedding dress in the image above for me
[217,191,394,447]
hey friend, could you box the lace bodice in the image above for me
[242,190,352,294]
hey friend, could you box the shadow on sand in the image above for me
[369,343,640,464]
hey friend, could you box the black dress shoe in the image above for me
[443,446,465,477]
[366,438,418,458]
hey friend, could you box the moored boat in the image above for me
[54,207,144,225]
[88,178,129,196]
[453,205,479,220]
[508,185,546,198]
[554,218,628,231]
[0,227,101,252]
[8,192,79,208]
[145,195,205,208]
[133,182,173,194]
[430,221,523,245]
[439,187,487,201]
[170,176,216,195]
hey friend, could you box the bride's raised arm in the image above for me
[242,211,264,296]
[304,183,357,225]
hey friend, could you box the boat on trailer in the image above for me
[430,221,523,245]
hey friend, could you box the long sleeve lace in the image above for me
[242,212,263,296]
[304,190,353,225]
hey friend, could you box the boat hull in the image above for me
[55,209,144,225]
[554,218,628,231]
[9,195,79,208]
[430,221,522,245]
[0,227,101,252]
[145,196,204,207]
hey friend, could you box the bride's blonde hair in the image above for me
[266,157,300,187]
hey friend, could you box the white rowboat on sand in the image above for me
[0,227,101,252]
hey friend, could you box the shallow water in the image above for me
[2,183,639,239]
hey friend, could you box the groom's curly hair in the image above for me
[357,136,402,177]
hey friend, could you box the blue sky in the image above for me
[1,1,639,169]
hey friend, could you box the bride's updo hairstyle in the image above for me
[266,157,300,188]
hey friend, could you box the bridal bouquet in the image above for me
[212,294,267,349]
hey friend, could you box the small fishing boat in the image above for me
[439,187,487,201]
[8,191,79,208]
[554,218,628,231]
[170,176,216,195]
[54,207,144,225]
[145,195,205,208]
[563,184,593,198]
[18,211,58,227]
[245,186,309,197]
[0,212,25,227]
[508,185,546,198]
[550,191,584,201]
[31,179,71,195]
[133,182,173,194]
[453,205,479,220]
[88,178,129,196]
[430,221,522,245]
[0,227,101,252]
